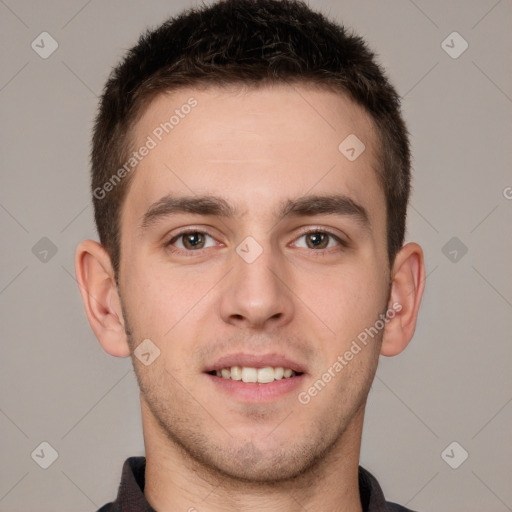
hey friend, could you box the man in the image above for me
[75,0,425,510]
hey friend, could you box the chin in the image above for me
[186,433,335,485]
[209,447,315,484]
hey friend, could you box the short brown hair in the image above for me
[91,0,411,281]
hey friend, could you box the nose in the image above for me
[219,239,295,330]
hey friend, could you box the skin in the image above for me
[76,83,425,511]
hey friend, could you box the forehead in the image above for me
[122,83,384,229]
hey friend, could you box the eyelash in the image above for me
[166,228,348,257]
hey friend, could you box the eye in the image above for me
[292,230,346,251]
[165,228,347,256]
[167,230,217,252]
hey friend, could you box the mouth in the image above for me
[207,366,303,384]
[203,353,306,402]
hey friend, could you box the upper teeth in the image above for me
[215,366,296,383]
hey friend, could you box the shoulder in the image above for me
[358,465,419,512]
[95,456,150,512]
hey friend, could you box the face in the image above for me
[118,84,391,482]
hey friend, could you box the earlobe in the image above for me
[74,239,131,358]
[380,242,425,357]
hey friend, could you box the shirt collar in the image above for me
[105,456,412,512]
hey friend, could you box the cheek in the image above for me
[296,261,388,343]
[120,258,178,338]
[120,261,214,371]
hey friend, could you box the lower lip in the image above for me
[205,373,305,402]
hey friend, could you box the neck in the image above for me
[142,403,365,512]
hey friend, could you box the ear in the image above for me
[381,242,425,357]
[74,239,131,357]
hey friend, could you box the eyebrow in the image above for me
[139,193,370,233]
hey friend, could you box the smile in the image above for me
[209,366,301,384]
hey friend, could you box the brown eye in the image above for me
[293,230,343,251]
[181,232,206,249]
[305,232,329,249]
[168,231,216,252]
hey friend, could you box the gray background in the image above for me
[1,0,511,510]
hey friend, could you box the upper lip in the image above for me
[204,353,307,374]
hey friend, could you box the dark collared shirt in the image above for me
[98,457,417,511]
